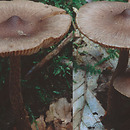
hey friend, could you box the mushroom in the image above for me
[113,71,130,97]
[0,1,71,129]
[76,1,130,128]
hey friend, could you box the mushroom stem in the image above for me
[103,84,130,129]
[103,49,129,128]
[110,49,129,85]
[9,56,31,130]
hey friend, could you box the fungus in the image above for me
[113,71,130,97]
[76,1,130,128]
[0,1,71,129]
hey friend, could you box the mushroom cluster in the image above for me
[0,1,71,129]
[76,1,130,129]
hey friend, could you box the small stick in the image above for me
[25,31,73,79]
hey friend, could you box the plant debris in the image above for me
[31,98,72,130]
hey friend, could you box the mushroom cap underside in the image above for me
[0,1,71,57]
[76,1,130,49]
[113,72,130,97]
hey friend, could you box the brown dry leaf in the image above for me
[66,122,73,130]
[53,119,72,130]
[46,98,72,129]
[46,125,53,130]
[31,115,46,130]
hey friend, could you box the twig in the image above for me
[25,31,73,79]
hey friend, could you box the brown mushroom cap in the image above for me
[76,1,130,49]
[113,72,130,97]
[0,1,71,57]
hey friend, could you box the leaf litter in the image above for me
[31,98,72,130]
[73,27,118,130]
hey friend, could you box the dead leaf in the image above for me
[73,37,109,129]
[66,122,73,130]
[53,119,72,130]
[46,98,72,130]
[46,125,53,130]
[31,115,46,130]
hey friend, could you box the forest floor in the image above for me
[73,30,122,130]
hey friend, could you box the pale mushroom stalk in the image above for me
[9,56,31,129]
[110,49,129,85]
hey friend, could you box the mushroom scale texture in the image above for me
[0,1,71,57]
[76,1,130,49]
